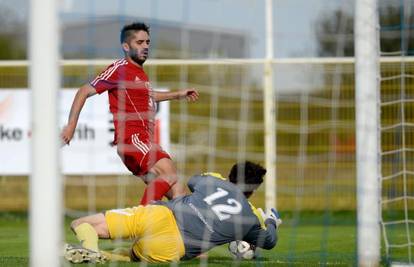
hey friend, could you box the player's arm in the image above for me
[152,89,199,102]
[243,208,281,250]
[187,174,203,192]
[243,222,277,250]
[61,84,97,145]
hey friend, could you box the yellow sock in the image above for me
[101,250,131,262]
[73,223,99,252]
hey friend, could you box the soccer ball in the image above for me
[228,240,256,260]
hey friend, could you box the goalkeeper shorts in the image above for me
[105,205,185,263]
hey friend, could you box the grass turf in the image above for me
[0,211,358,266]
[0,211,398,266]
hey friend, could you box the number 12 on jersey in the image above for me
[203,187,242,221]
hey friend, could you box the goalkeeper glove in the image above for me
[258,208,282,228]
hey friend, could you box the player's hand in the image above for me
[268,208,282,228]
[61,125,75,146]
[258,208,282,228]
[179,89,199,102]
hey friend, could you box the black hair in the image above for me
[120,22,150,43]
[228,161,266,197]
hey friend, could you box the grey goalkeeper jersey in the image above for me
[165,173,278,260]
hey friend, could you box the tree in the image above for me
[315,3,414,57]
[315,9,354,57]
[0,4,26,59]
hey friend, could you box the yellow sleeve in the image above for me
[201,172,226,180]
[249,202,266,229]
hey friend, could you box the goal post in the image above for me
[355,0,381,266]
[264,0,277,210]
[29,0,62,266]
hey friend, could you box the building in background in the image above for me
[62,16,249,59]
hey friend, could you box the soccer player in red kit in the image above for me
[61,22,199,205]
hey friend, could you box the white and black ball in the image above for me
[228,240,256,260]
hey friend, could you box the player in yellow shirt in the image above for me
[64,161,282,263]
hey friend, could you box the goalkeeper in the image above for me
[64,161,282,263]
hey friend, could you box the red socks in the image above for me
[140,178,171,205]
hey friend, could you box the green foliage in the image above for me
[0,36,25,60]
[0,4,25,60]
[315,2,414,56]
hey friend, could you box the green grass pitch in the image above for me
[0,211,365,267]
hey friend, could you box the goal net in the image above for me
[1,0,414,266]
[0,58,378,265]
[379,0,414,265]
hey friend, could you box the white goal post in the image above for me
[264,0,277,211]
[29,0,62,266]
[355,0,381,266]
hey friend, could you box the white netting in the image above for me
[379,0,414,265]
[3,0,414,265]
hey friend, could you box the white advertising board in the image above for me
[0,89,170,175]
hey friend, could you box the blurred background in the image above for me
[0,0,356,59]
[0,0,413,264]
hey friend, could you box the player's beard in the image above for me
[129,49,148,66]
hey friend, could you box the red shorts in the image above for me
[116,132,171,176]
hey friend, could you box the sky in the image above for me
[0,0,352,58]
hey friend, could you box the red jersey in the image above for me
[90,58,157,145]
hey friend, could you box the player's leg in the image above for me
[65,213,109,263]
[140,157,187,205]
[117,134,186,204]
[64,223,131,263]
[70,213,109,251]
[131,205,185,262]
